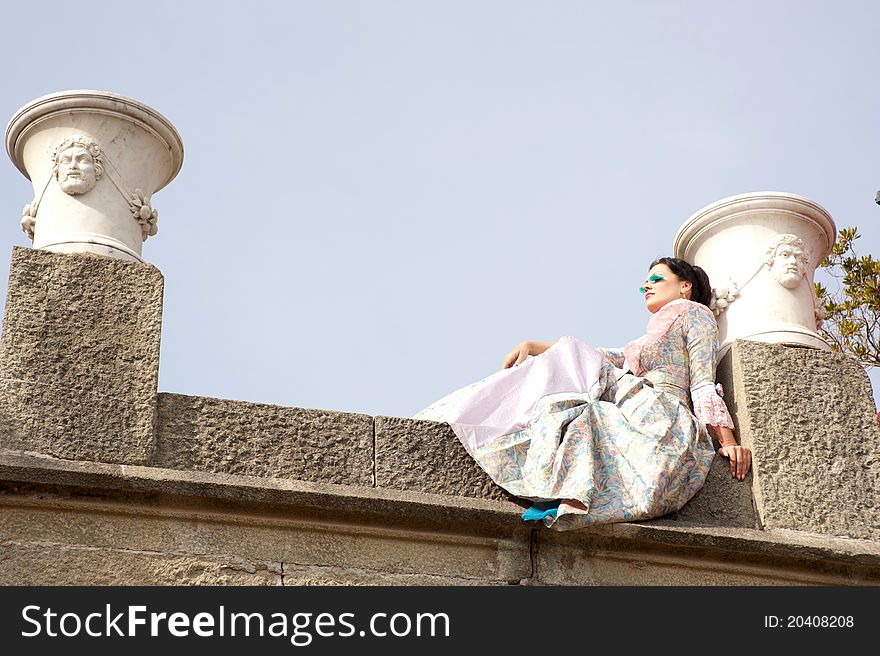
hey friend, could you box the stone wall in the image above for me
[150,395,754,527]
[155,393,374,486]
[0,247,162,465]
[718,341,880,541]
[3,450,878,586]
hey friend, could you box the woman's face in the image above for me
[642,263,691,313]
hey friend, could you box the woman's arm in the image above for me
[501,340,554,369]
[503,340,625,370]
[685,307,752,480]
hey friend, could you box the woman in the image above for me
[414,257,751,530]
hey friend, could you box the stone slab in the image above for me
[0,448,525,529]
[0,247,162,464]
[279,564,507,586]
[719,341,880,541]
[0,449,533,583]
[534,522,880,586]
[2,449,879,586]
[0,377,156,465]
[0,542,280,586]
[667,453,757,528]
[154,393,374,487]
[374,416,515,502]
[0,494,531,584]
[534,537,807,585]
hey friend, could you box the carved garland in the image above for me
[20,135,159,243]
[709,280,741,316]
[708,234,824,331]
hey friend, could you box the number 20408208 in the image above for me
[764,616,854,628]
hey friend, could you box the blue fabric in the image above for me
[522,501,560,521]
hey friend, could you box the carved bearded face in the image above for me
[769,243,806,289]
[56,145,98,195]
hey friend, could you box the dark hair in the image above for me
[650,257,712,307]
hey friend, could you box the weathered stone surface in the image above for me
[2,449,879,586]
[0,543,280,585]
[668,454,757,528]
[154,393,374,486]
[613,520,880,574]
[279,564,507,586]
[0,500,530,581]
[534,537,804,585]
[0,448,525,529]
[0,494,531,584]
[0,378,157,465]
[0,449,532,583]
[0,247,162,464]
[534,522,880,585]
[718,341,880,541]
[375,416,515,502]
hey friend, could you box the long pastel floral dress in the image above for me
[414,299,734,530]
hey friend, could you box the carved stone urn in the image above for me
[5,90,183,262]
[673,192,836,356]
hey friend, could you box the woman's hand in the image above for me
[717,444,751,481]
[708,424,751,481]
[502,341,553,369]
[502,341,532,369]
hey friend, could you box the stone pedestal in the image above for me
[674,192,836,357]
[0,247,163,464]
[717,340,880,541]
[5,90,183,262]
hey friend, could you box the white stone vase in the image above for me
[673,192,837,356]
[5,90,184,262]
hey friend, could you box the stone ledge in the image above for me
[666,452,758,528]
[0,449,532,585]
[2,448,878,579]
[596,520,880,566]
[278,564,501,586]
[0,448,523,531]
[536,520,880,585]
[0,542,282,586]
[154,393,374,487]
[375,416,514,501]
[2,385,759,531]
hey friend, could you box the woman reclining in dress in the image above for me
[415,257,752,531]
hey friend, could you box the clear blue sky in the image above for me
[2,0,879,417]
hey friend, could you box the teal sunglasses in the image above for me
[639,274,665,294]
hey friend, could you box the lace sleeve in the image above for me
[690,382,734,428]
[596,347,625,369]
[684,306,734,428]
